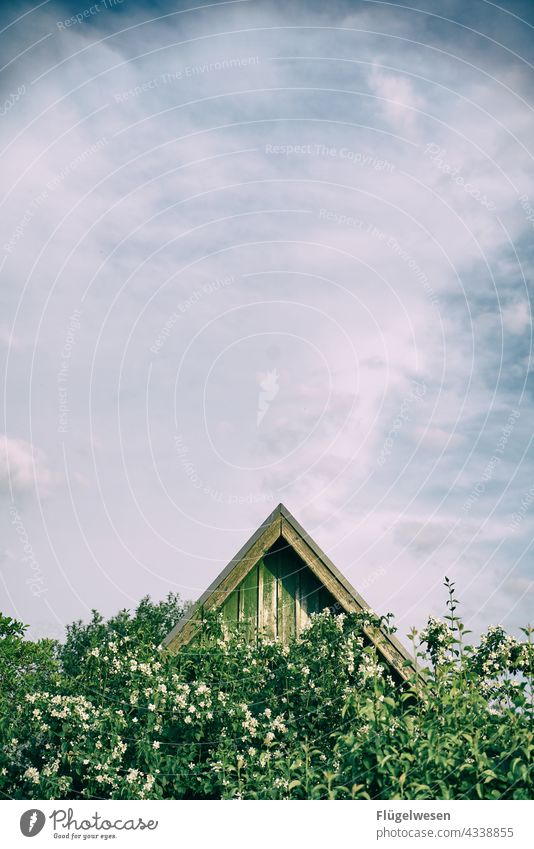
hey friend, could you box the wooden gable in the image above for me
[218,539,338,642]
[163,503,414,681]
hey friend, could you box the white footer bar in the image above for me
[1,799,532,848]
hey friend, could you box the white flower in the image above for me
[126,768,139,784]
[272,715,288,733]
[24,767,40,784]
[152,741,160,749]
[148,703,156,712]
[90,648,100,658]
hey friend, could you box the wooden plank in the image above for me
[277,545,297,643]
[296,568,303,636]
[281,518,364,614]
[365,624,409,678]
[259,555,277,639]
[319,585,336,613]
[167,518,281,650]
[304,566,322,613]
[298,565,322,627]
[221,589,239,632]
[295,559,312,634]
[257,560,264,632]
[239,563,259,641]
[207,520,279,611]
[279,504,380,611]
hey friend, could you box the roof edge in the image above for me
[162,503,284,648]
[162,502,415,675]
[277,505,414,666]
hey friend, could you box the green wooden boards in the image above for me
[221,586,238,628]
[219,542,336,642]
[259,551,277,638]
[163,503,416,682]
[239,563,259,640]
[298,560,332,626]
[276,544,297,642]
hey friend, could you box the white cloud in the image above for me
[0,435,52,496]
[0,0,533,636]
[0,327,28,351]
[501,300,531,335]
[369,66,425,130]
[413,425,466,450]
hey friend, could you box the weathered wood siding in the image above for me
[221,540,336,640]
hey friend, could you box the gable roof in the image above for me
[163,503,414,680]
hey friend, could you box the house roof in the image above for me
[163,503,414,680]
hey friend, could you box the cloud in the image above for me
[501,300,532,335]
[0,328,28,351]
[0,435,52,496]
[0,0,533,638]
[413,425,466,450]
[369,66,425,130]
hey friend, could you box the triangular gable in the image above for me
[163,503,414,680]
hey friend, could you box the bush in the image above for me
[0,581,532,799]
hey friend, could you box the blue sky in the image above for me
[1,0,533,642]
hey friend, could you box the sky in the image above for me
[0,0,533,643]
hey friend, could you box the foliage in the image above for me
[0,614,59,705]
[0,582,532,800]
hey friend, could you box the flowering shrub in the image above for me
[0,582,532,800]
